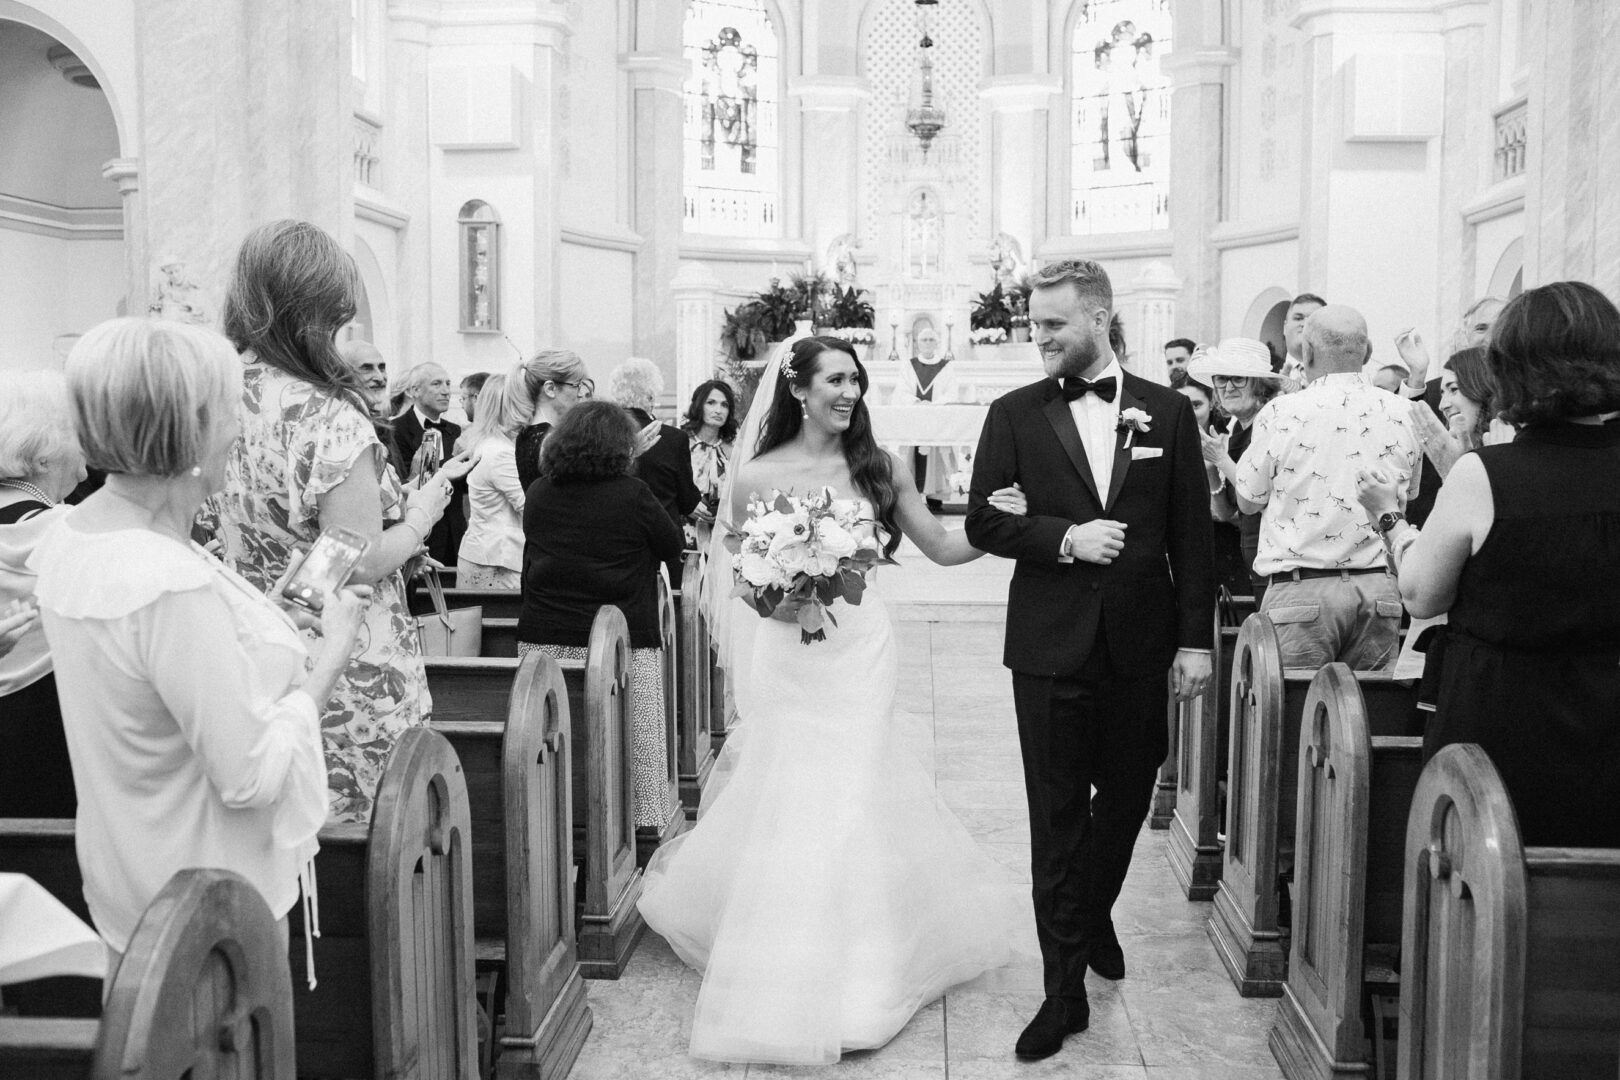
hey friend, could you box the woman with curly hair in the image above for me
[516,401,684,831]
[1356,280,1620,846]
[680,380,738,532]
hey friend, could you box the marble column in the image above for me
[1126,260,1182,385]
[1432,1,1491,336]
[101,158,144,316]
[1525,0,1620,295]
[386,6,433,368]
[1163,46,1236,344]
[624,51,687,389]
[980,75,1060,264]
[789,76,869,275]
[131,0,351,315]
[671,261,727,403]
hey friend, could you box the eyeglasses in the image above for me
[1212,375,1251,389]
[555,379,595,399]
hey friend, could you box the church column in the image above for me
[981,76,1061,270]
[386,6,433,367]
[1124,261,1182,384]
[789,77,869,276]
[1163,45,1236,344]
[671,261,726,403]
[623,50,688,385]
[1431,1,1492,335]
[101,158,145,315]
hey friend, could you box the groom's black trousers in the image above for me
[1011,626,1169,1001]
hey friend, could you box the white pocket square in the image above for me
[1130,446,1163,460]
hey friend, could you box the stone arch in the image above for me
[1243,286,1291,365]
[0,1,136,156]
[349,234,393,359]
[1486,235,1524,301]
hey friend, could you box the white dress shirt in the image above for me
[1068,358,1124,499]
[1234,373,1423,576]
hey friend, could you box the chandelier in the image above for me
[904,0,946,159]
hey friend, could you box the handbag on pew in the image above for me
[415,567,483,657]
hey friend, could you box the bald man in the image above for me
[1233,304,1422,670]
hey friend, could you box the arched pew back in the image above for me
[674,550,716,818]
[1398,745,1620,1080]
[423,606,646,980]
[0,868,295,1080]
[1166,605,1236,899]
[288,725,478,1080]
[429,652,590,1080]
[1268,664,1423,1080]
[1212,614,1418,997]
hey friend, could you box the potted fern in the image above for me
[822,285,877,361]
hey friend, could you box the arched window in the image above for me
[1070,0,1173,235]
[458,200,501,333]
[682,0,781,237]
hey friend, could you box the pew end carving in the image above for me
[675,551,717,820]
[1167,606,1233,900]
[640,573,686,866]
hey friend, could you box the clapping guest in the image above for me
[31,317,371,964]
[1177,372,1248,600]
[392,363,467,565]
[1407,347,1508,479]
[517,401,684,831]
[211,219,470,822]
[608,358,701,532]
[510,349,593,495]
[681,379,738,533]
[1355,281,1620,846]
[457,374,526,590]
[1188,339,1284,603]
[0,371,87,817]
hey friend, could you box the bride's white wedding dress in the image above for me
[638,500,1015,1065]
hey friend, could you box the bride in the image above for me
[638,335,1027,1065]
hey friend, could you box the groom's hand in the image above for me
[1063,520,1127,564]
[1170,649,1213,702]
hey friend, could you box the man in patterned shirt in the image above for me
[1234,304,1422,669]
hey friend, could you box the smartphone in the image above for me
[415,428,444,487]
[281,527,370,612]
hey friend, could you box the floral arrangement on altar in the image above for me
[948,450,976,498]
[968,327,1007,345]
[727,488,882,644]
[827,326,877,345]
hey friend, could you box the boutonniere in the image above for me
[1117,407,1152,448]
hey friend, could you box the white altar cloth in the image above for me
[867,404,988,449]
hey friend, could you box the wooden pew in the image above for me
[412,587,524,622]
[674,551,716,818]
[424,607,647,979]
[430,651,591,1080]
[1267,664,1423,1080]
[483,618,519,658]
[1153,593,1256,831]
[643,574,684,864]
[286,726,478,1079]
[1167,607,1239,899]
[1209,614,1418,997]
[1395,744,1620,1079]
[0,868,295,1080]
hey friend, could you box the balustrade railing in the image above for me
[353,111,382,190]
[1493,96,1527,183]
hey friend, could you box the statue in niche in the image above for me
[828,234,859,287]
[905,189,941,280]
[990,233,1024,290]
[149,258,209,325]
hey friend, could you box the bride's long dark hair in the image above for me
[754,336,903,558]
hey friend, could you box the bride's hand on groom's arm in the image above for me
[1170,649,1213,702]
[986,483,1026,516]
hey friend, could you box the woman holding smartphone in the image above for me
[210,220,471,822]
[31,317,371,969]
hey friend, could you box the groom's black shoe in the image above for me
[1086,930,1126,981]
[1014,996,1089,1060]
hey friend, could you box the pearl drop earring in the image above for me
[189,465,203,478]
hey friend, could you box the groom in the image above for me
[965,259,1214,1060]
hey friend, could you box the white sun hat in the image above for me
[1186,337,1277,382]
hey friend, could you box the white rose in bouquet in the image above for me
[736,551,777,588]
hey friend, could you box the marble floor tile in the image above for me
[936,778,1028,810]
[951,1064,1149,1080]
[978,841,1034,883]
[1119,977,1283,1068]
[936,754,1025,782]
[952,807,1031,844]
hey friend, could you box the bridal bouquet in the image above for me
[726,488,881,644]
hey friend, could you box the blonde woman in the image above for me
[509,349,593,495]
[457,374,526,589]
[31,317,370,966]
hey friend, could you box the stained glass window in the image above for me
[682,0,782,237]
[1070,0,1173,234]
[458,201,500,333]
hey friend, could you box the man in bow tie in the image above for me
[393,362,467,567]
[965,259,1214,1062]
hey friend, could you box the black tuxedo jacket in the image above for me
[964,372,1215,678]
[626,409,702,529]
[392,409,468,566]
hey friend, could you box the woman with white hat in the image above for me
[1188,338,1284,602]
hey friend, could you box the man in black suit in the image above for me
[608,358,700,581]
[965,259,1214,1061]
[392,362,467,567]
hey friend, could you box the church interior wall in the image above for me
[0,230,125,372]
[559,241,637,382]
[1218,239,1297,346]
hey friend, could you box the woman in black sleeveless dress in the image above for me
[1355,281,1620,847]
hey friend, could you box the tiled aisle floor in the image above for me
[569,585,1287,1078]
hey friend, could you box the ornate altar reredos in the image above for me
[860,0,988,367]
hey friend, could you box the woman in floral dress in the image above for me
[210,220,466,821]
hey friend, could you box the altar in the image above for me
[867,403,987,449]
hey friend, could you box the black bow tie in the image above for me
[1060,376,1117,403]
[423,417,447,430]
